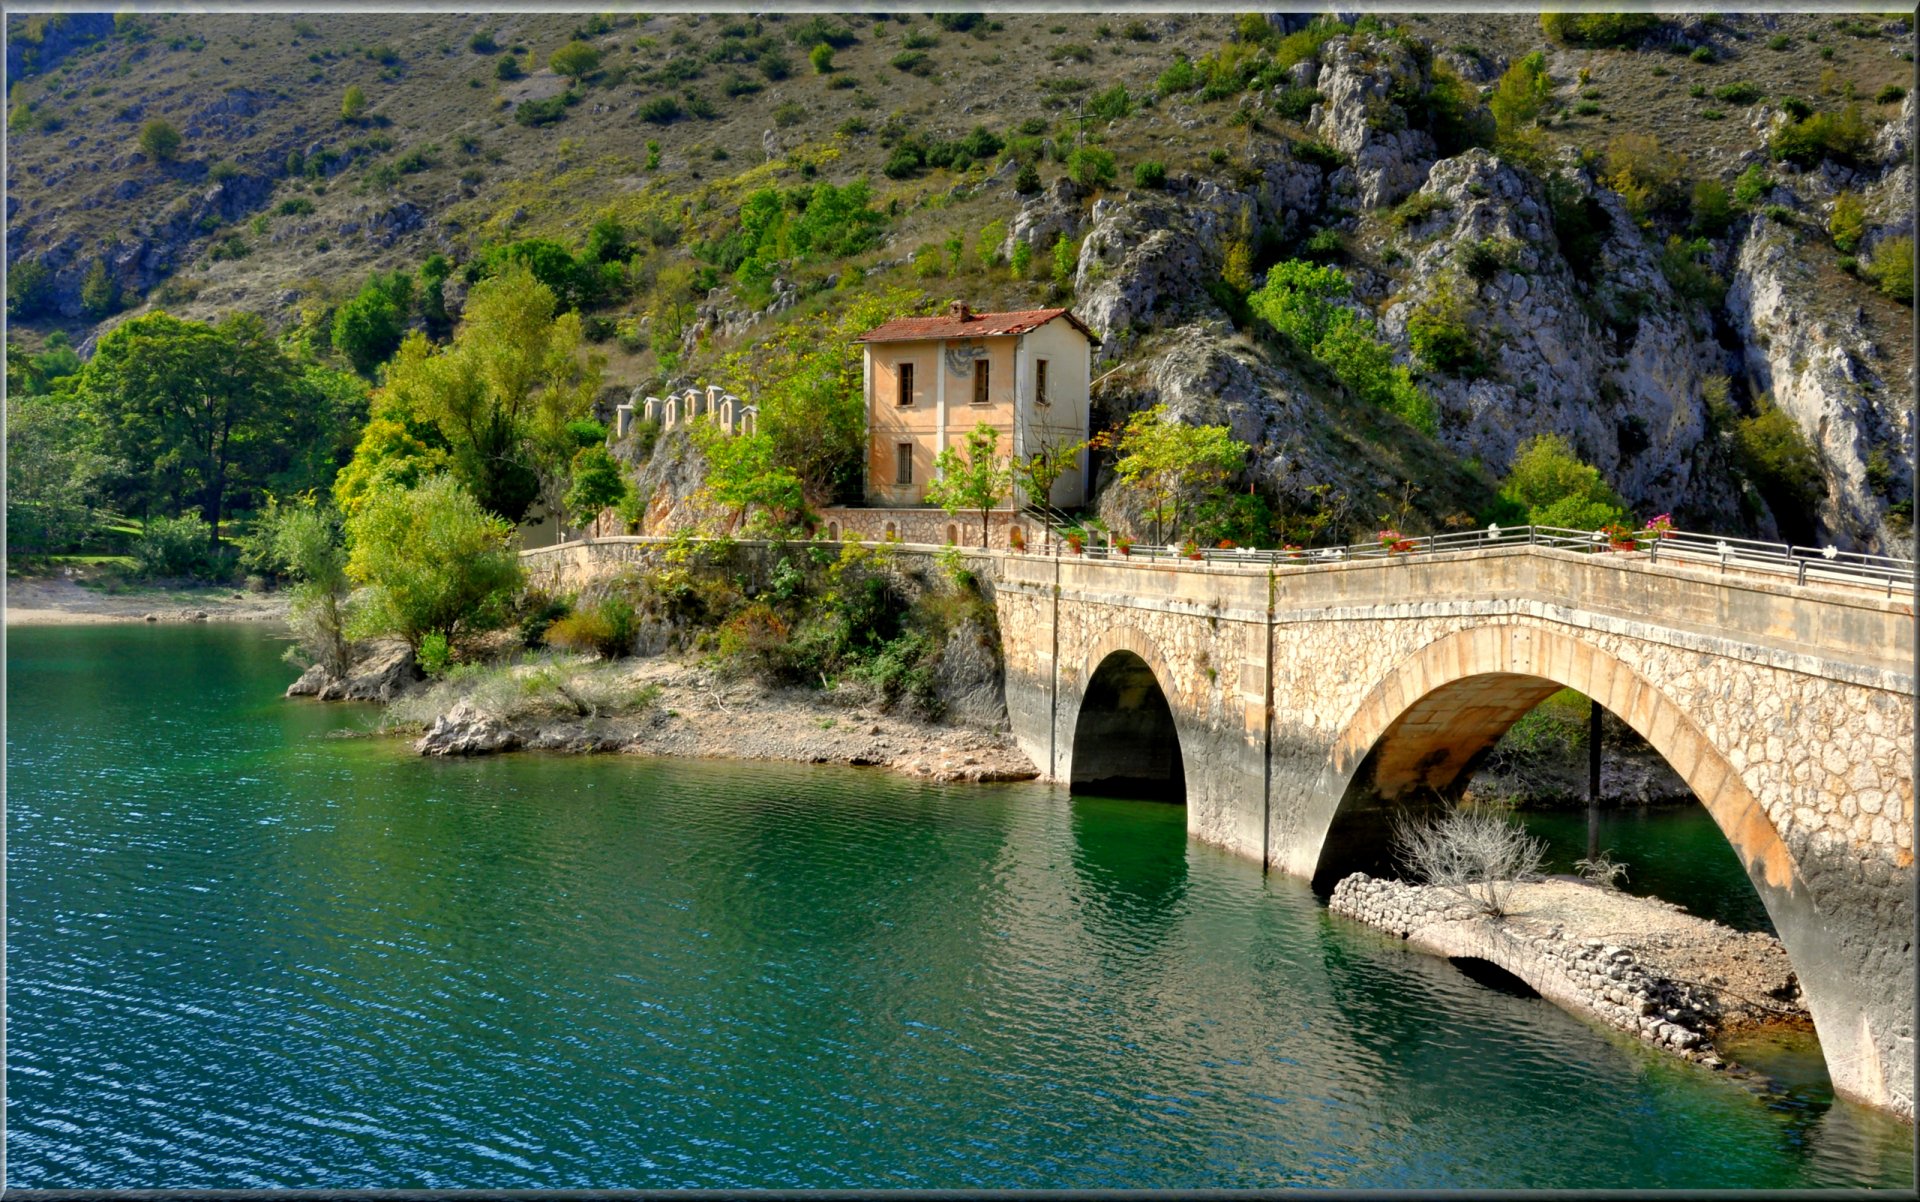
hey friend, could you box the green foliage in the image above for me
[352,261,598,524]
[809,42,835,73]
[1247,260,1438,434]
[1424,62,1493,155]
[346,474,523,648]
[1734,402,1825,530]
[1490,51,1552,141]
[1689,179,1734,235]
[75,312,329,543]
[1770,103,1873,166]
[6,383,114,554]
[1866,235,1913,303]
[515,93,574,127]
[548,40,601,81]
[564,444,631,528]
[1156,55,1198,96]
[134,513,214,579]
[1407,277,1483,376]
[1732,162,1770,208]
[80,258,118,318]
[691,424,807,536]
[496,53,526,81]
[1133,159,1167,189]
[1066,145,1117,188]
[331,270,414,377]
[1051,232,1077,292]
[340,84,368,122]
[1012,161,1041,194]
[1110,404,1248,544]
[1876,84,1907,104]
[1498,434,1626,530]
[138,118,182,160]
[1540,11,1662,47]
[926,423,1013,547]
[714,288,931,506]
[1829,192,1867,253]
[1086,83,1133,121]
[696,179,886,296]
[267,499,353,677]
[1659,235,1725,306]
[1712,82,1764,105]
[6,259,53,319]
[470,237,609,312]
[1605,132,1687,221]
[547,595,638,658]
[1009,237,1033,278]
[417,631,452,677]
[879,124,1004,179]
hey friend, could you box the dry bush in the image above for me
[1391,807,1548,917]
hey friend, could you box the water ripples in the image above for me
[8,626,1914,1189]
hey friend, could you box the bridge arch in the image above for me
[1295,623,1904,1102]
[1066,627,1192,803]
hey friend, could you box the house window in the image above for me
[897,362,914,407]
[1035,358,1050,405]
[972,359,990,405]
[895,442,914,485]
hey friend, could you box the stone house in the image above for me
[855,303,1098,510]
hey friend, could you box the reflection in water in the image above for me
[8,626,1913,1190]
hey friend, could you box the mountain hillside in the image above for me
[7,10,1914,551]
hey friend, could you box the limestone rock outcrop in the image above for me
[285,639,421,703]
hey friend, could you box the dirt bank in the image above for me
[351,651,1040,785]
[6,574,291,626]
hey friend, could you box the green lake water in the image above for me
[7,624,1913,1188]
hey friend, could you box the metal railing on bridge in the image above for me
[1053,523,1916,597]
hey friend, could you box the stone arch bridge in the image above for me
[994,545,1914,1118]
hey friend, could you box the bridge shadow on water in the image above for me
[1069,649,1187,803]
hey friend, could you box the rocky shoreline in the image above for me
[1329,873,1808,1070]
[292,644,1041,786]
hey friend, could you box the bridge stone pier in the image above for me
[994,545,1915,1117]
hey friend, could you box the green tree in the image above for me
[1690,179,1734,236]
[138,118,181,161]
[1497,433,1627,530]
[1734,402,1824,532]
[926,422,1013,548]
[1050,231,1077,293]
[690,423,807,536]
[1829,192,1866,253]
[345,474,524,649]
[548,40,601,82]
[362,260,601,523]
[563,444,631,531]
[1604,132,1687,222]
[1066,146,1117,188]
[809,42,835,73]
[6,386,114,553]
[1111,404,1247,544]
[340,84,368,123]
[1009,237,1033,278]
[1489,52,1551,142]
[80,258,118,318]
[1014,435,1091,513]
[418,252,454,336]
[74,311,315,546]
[6,259,53,319]
[270,497,353,678]
[1867,235,1913,303]
[331,269,414,377]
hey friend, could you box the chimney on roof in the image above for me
[949,301,972,322]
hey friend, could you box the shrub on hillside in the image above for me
[1540,11,1662,48]
[138,118,182,161]
[1770,103,1872,166]
[1066,146,1117,188]
[1604,132,1687,220]
[1498,434,1626,530]
[1866,235,1913,303]
[1407,278,1483,377]
[1132,159,1167,189]
[1829,192,1866,252]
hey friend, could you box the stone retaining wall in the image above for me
[1331,873,1741,1064]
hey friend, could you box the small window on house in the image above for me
[827,522,840,541]
[972,359,990,405]
[1036,358,1050,405]
[898,362,914,407]
[946,524,958,546]
[895,442,914,485]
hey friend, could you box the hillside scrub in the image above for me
[1496,434,1628,531]
[1248,261,1438,435]
[345,474,523,649]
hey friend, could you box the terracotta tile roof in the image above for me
[855,306,1100,345]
